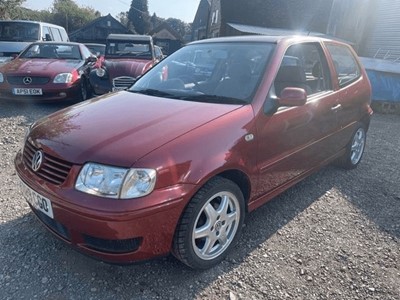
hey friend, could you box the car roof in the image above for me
[29,41,83,47]
[107,34,152,41]
[84,43,105,47]
[0,20,65,29]
[189,35,333,45]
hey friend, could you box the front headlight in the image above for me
[54,73,73,83]
[0,72,4,83]
[96,68,106,77]
[75,163,156,199]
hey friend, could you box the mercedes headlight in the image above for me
[75,163,157,199]
[54,73,73,83]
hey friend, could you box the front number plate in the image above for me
[21,181,54,219]
[13,88,43,95]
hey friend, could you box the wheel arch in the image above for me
[360,113,372,132]
[215,169,251,212]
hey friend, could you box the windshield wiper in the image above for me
[130,89,174,97]
[130,89,248,104]
[176,94,248,105]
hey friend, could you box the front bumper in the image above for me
[89,72,112,95]
[15,150,194,264]
[0,83,81,102]
[89,72,137,95]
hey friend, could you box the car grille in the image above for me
[112,76,136,89]
[23,141,73,185]
[7,75,50,85]
[83,235,142,254]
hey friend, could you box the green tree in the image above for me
[117,11,129,27]
[165,18,191,38]
[128,0,150,34]
[149,12,163,31]
[50,0,100,32]
[0,0,26,19]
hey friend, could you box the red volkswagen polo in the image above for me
[15,36,372,269]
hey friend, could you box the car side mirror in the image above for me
[278,87,307,107]
[87,55,97,63]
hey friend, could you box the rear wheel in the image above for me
[173,177,245,269]
[336,123,366,169]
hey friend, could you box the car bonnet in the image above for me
[29,91,243,167]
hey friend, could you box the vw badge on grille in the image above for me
[31,150,43,172]
[23,77,32,85]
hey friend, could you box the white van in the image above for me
[0,20,69,64]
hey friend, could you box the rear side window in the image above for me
[59,28,69,41]
[326,44,361,88]
[50,27,62,42]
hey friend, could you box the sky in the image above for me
[22,0,200,23]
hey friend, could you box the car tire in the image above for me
[172,177,245,269]
[336,122,367,169]
[79,78,88,101]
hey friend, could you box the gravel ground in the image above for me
[0,99,399,300]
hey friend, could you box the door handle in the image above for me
[331,104,342,111]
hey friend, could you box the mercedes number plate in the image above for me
[13,88,43,95]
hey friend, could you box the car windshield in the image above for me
[0,22,40,42]
[20,44,82,60]
[130,42,275,104]
[105,40,152,59]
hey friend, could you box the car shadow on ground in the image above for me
[330,116,400,240]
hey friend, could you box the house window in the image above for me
[211,10,219,24]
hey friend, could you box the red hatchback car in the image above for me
[0,42,97,102]
[15,36,372,269]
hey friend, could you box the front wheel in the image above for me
[336,123,367,169]
[78,78,89,101]
[173,177,245,269]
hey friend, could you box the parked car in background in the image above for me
[84,43,106,57]
[85,43,106,68]
[89,34,162,95]
[15,35,372,269]
[0,42,97,102]
[0,20,69,65]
